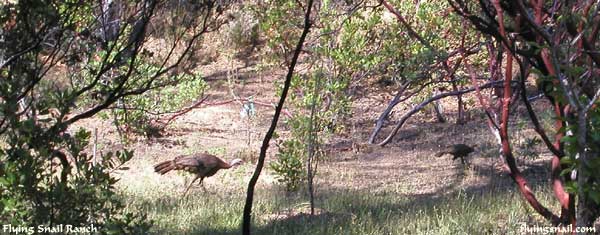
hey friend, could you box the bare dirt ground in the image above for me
[71,56,556,203]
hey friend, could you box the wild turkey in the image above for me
[435,144,475,164]
[154,153,243,195]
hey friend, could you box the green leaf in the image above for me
[560,168,573,177]
[560,156,574,165]
[561,135,577,144]
[565,181,578,194]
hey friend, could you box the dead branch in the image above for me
[374,80,507,146]
[368,81,410,143]
[158,96,209,128]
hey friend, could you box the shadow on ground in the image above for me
[136,163,555,235]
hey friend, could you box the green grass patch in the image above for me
[119,178,557,235]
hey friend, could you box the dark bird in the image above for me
[435,144,475,164]
[154,153,243,196]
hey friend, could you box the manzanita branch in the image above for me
[494,0,560,224]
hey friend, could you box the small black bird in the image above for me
[435,144,475,164]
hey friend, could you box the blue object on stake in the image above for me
[240,97,256,119]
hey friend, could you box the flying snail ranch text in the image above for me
[3,224,98,234]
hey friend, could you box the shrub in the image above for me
[0,127,151,233]
[271,139,306,192]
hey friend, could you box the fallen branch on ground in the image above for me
[373,80,512,146]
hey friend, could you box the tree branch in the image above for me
[242,0,314,234]
[375,80,507,146]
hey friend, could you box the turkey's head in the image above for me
[230,158,244,167]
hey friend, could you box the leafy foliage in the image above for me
[103,71,207,138]
[0,0,226,232]
[262,0,468,192]
[0,126,151,232]
[448,0,600,225]
[270,139,306,192]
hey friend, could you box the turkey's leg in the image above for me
[198,178,208,193]
[183,175,200,196]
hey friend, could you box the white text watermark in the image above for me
[519,223,596,234]
[2,224,98,234]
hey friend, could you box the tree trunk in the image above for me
[576,187,600,232]
[451,82,463,124]
[575,113,600,232]
[100,0,121,45]
[432,88,446,123]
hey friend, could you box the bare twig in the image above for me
[158,96,209,128]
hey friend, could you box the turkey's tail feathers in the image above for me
[154,160,175,175]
